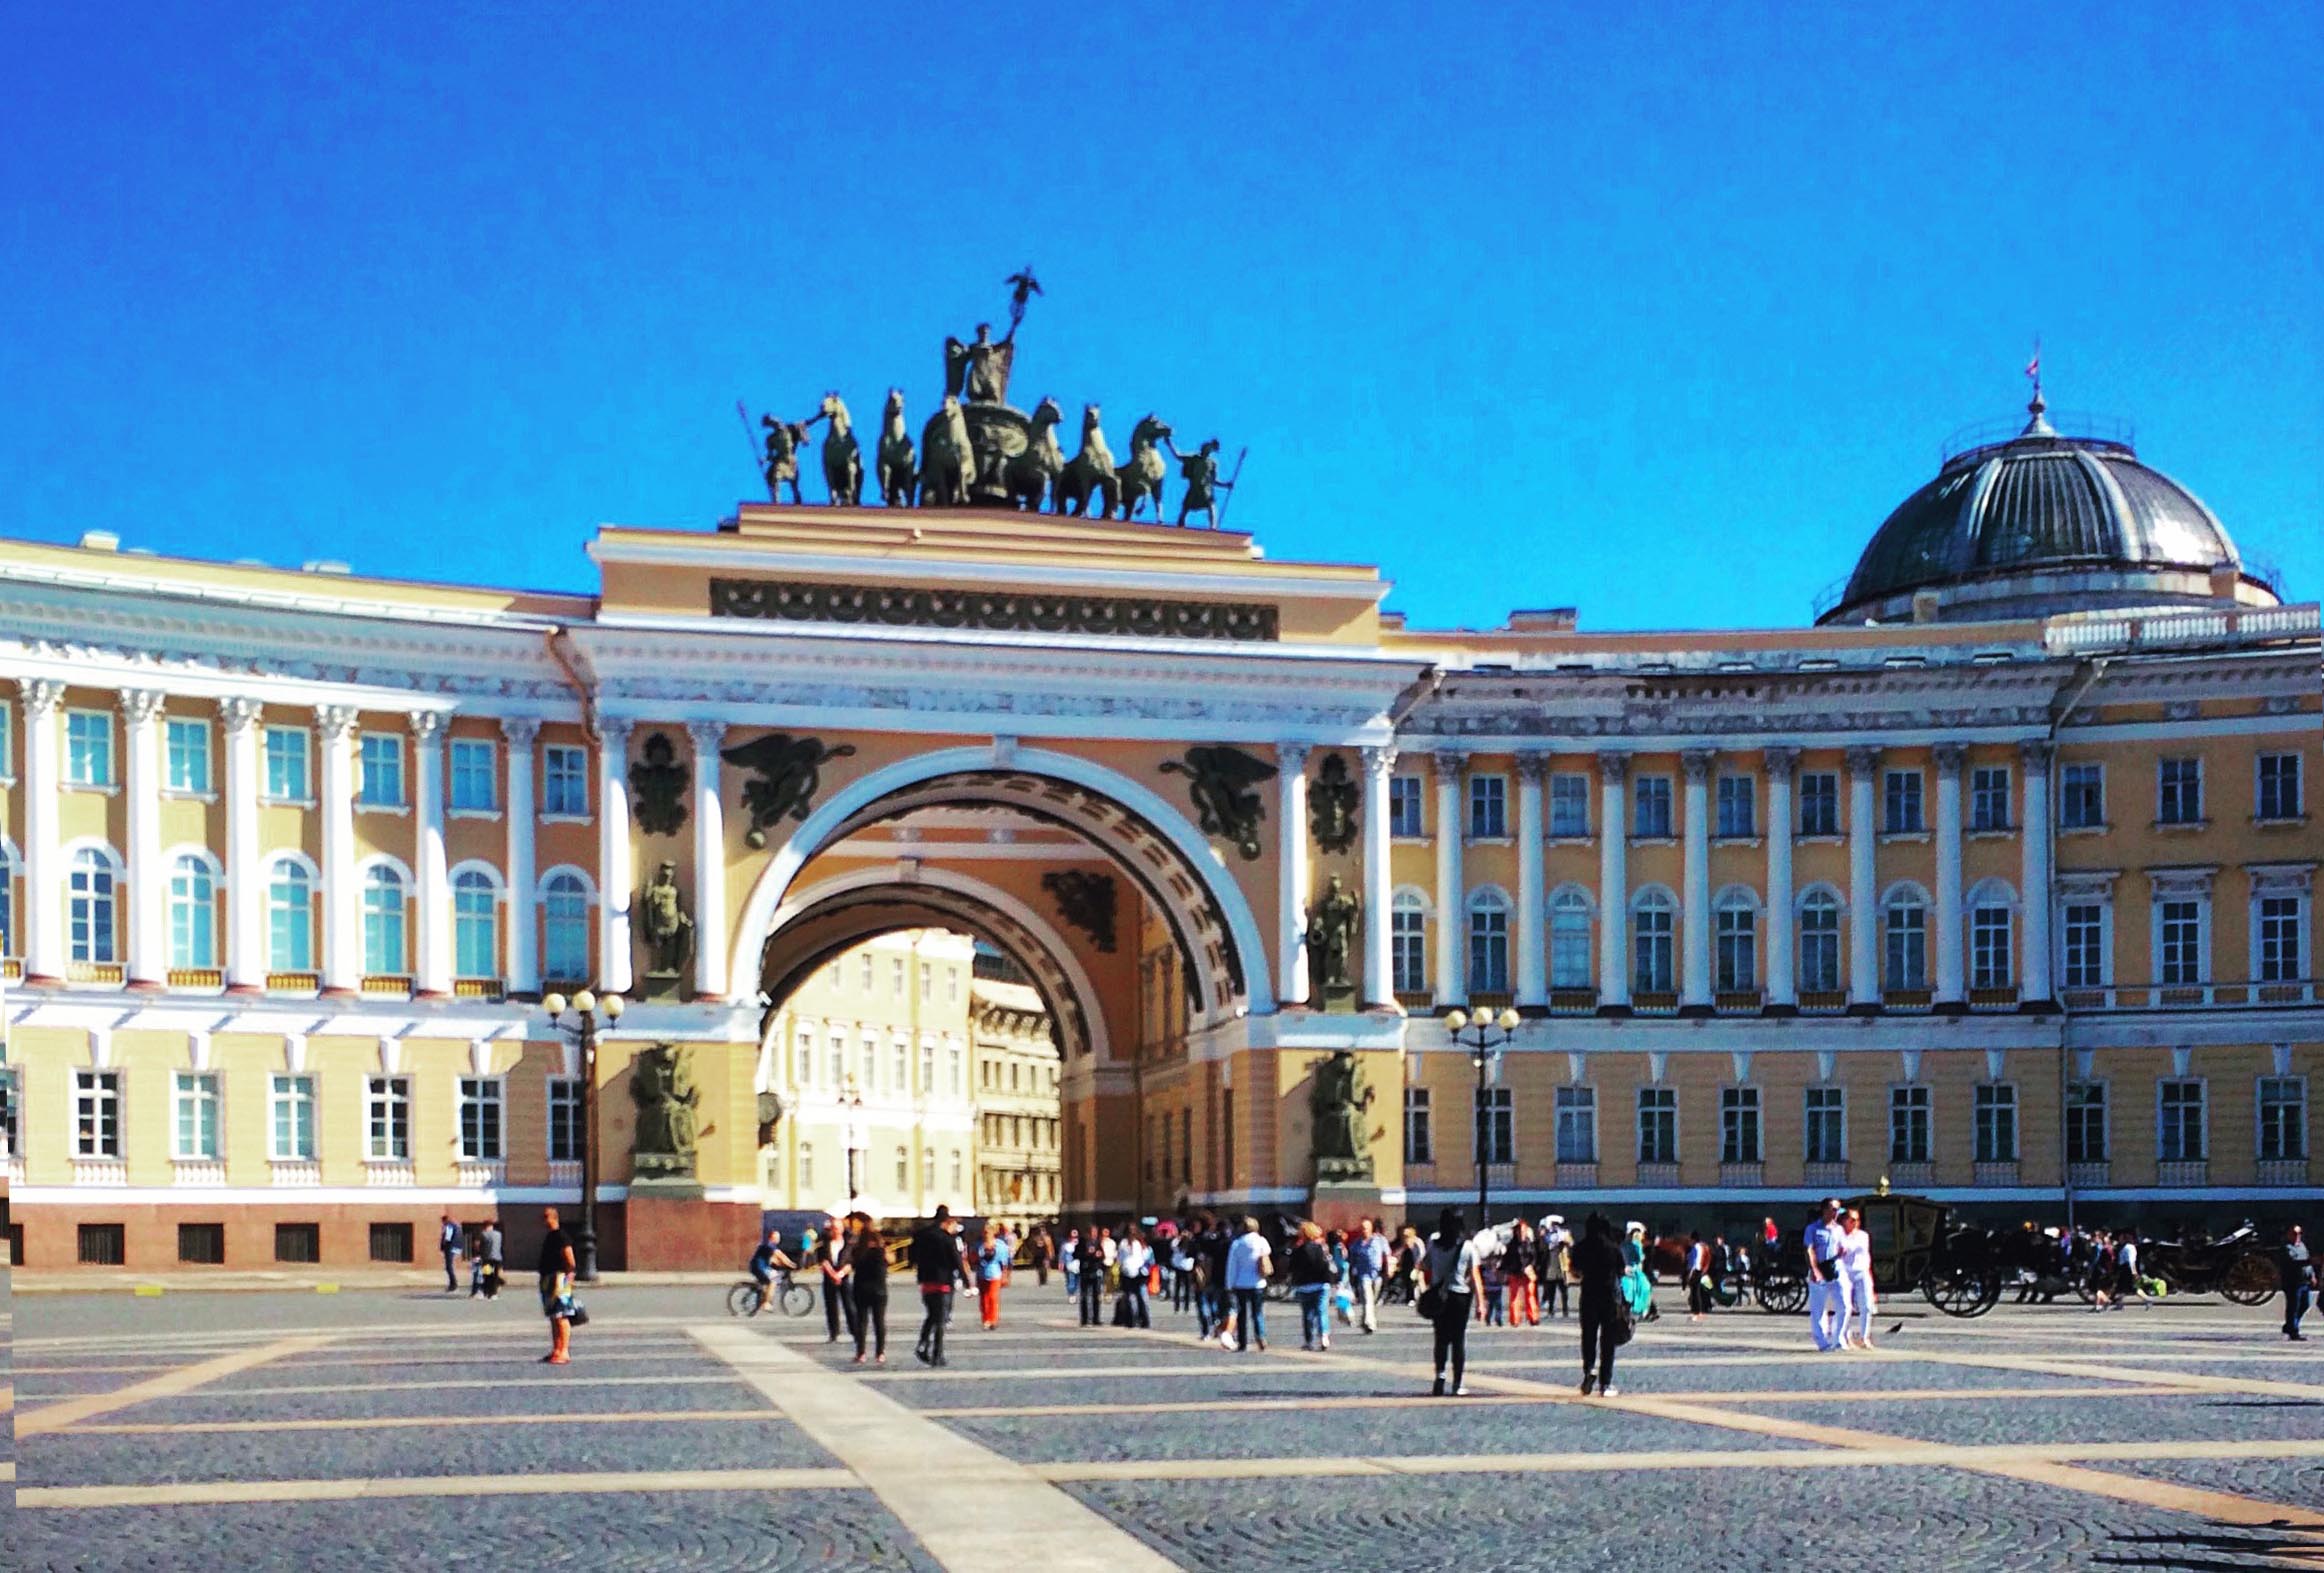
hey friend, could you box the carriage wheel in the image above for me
[2222,1252,2279,1307]
[1756,1273,1807,1315]
[1924,1267,1999,1318]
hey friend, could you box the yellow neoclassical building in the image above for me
[0,385,2316,1271]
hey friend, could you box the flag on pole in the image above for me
[2024,344,2041,384]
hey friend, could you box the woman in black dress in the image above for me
[849,1217,890,1365]
[1573,1212,1629,1396]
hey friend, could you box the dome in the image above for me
[1820,398,2276,625]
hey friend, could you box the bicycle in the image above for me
[727,1270,816,1319]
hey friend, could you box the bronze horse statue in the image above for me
[810,392,862,506]
[1117,413,1173,521]
[918,395,976,507]
[1005,397,1066,512]
[1055,403,1119,518]
[877,388,915,507]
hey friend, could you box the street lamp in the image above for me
[1444,1004,1522,1228]
[841,1076,866,1203]
[541,987,624,1282]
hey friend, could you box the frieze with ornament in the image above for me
[709,577,1279,643]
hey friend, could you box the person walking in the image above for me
[1506,1219,1541,1327]
[1076,1228,1108,1327]
[1539,1217,1572,1320]
[849,1217,891,1365]
[975,1222,1010,1330]
[537,1206,576,1365]
[1421,1208,1483,1396]
[1804,1199,1847,1351]
[1839,1207,1878,1348]
[2116,1230,2153,1307]
[1684,1233,1713,1322]
[1621,1222,1657,1325]
[2282,1224,2313,1341]
[1574,1213,1627,1396]
[438,1213,463,1294]
[1170,1228,1198,1313]
[1288,1222,1335,1351]
[1223,1215,1273,1352]
[1115,1227,1155,1328]
[1061,1227,1083,1302]
[475,1216,505,1301]
[1348,1217,1388,1334]
[911,1205,969,1366]
[816,1214,856,1344]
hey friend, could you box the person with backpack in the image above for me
[1419,1208,1483,1396]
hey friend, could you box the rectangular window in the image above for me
[827,1034,845,1086]
[270,1074,316,1160]
[1550,902,1592,988]
[449,738,496,811]
[1798,772,1840,836]
[1804,1086,1845,1164]
[2065,1082,2108,1164]
[1388,776,1424,837]
[1473,1087,1514,1166]
[1391,902,1427,994]
[2157,899,2204,985]
[0,703,11,780]
[893,958,905,998]
[1884,902,1927,990]
[369,1222,414,1263]
[2258,1077,2306,1161]
[1403,1088,1432,1164]
[1974,1083,2018,1163]
[919,961,933,1000]
[859,953,874,991]
[75,1069,122,1158]
[458,1077,504,1162]
[1970,765,2011,831]
[1888,1085,1930,1164]
[165,717,211,793]
[2061,762,2105,829]
[1634,903,1674,993]
[2257,753,2303,821]
[920,1040,936,1095]
[1715,776,1754,838]
[177,1222,226,1265]
[1719,1086,1761,1164]
[366,1076,411,1161]
[1883,769,1924,833]
[2062,903,2107,988]
[2257,896,2305,983]
[1549,773,1589,837]
[1633,776,1673,839]
[67,710,113,786]
[264,726,310,801]
[548,1077,584,1162]
[949,1044,964,1095]
[1554,1086,1596,1163]
[1468,902,1509,992]
[1467,774,1507,839]
[274,1223,321,1264]
[0,1068,19,1158]
[358,733,404,807]
[1715,905,1756,992]
[78,1223,127,1266]
[2157,1079,2206,1162]
[543,744,588,816]
[173,1071,220,1160]
[1970,906,2014,989]
[1637,1086,1677,1165]
[2157,758,2202,825]
[1798,900,1840,993]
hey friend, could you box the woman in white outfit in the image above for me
[1838,1207,1876,1349]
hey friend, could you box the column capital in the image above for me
[2019,738,2055,770]
[119,688,167,725]
[1762,744,1800,778]
[685,719,727,754]
[1360,744,1399,782]
[499,714,544,749]
[1277,742,1311,775]
[1596,749,1630,783]
[23,677,65,717]
[1680,748,1716,783]
[316,703,360,741]
[1933,741,1967,776]
[1844,743,1882,776]
[219,695,264,735]
[1431,744,1467,774]
[1514,750,1550,783]
[600,716,636,750]
[408,709,449,743]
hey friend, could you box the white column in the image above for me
[1431,747,1465,1006]
[1763,746,1798,1010]
[599,717,635,994]
[1597,750,1630,1012]
[22,680,66,982]
[689,720,729,1002]
[317,705,361,993]
[2020,740,2055,1007]
[1680,748,1714,1012]
[221,696,265,991]
[1846,744,1881,1010]
[1933,743,1966,1010]
[1514,753,1547,1008]
[1360,745,1396,1009]
[501,716,541,997]
[120,689,167,987]
[1275,743,1311,1006]
[412,710,451,995]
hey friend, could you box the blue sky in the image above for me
[6,4,2317,631]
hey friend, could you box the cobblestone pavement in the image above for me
[11,1283,2321,1571]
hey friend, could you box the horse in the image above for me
[1054,403,1118,518]
[817,392,862,506]
[1117,413,1173,520]
[1004,397,1065,512]
[918,395,976,507]
[877,388,915,507]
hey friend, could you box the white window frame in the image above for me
[168,851,221,970]
[1466,886,1511,993]
[1636,1085,1678,1166]
[1882,886,1929,991]
[174,1070,221,1160]
[1798,771,1840,837]
[1473,1085,1514,1166]
[1714,775,1755,839]
[1390,888,1429,994]
[75,1068,124,1158]
[358,732,406,809]
[2060,761,2106,830]
[1554,1084,1597,1164]
[1797,887,1843,993]
[1973,1082,2019,1163]
[68,843,122,964]
[1549,886,1593,989]
[1549,772,1590,838]
[1882,768,1925,834]
[1388,775,1424,838]
[2065,1080,2108,1165]
[1633,775,1674,839]
[367,1074,412,1161]
[1888,1083,1931,1165]
[539,867,594,982]
[452,865,502,979]
[2256,1076,2307,1162]
[2255,752,2303,822]
[2059,894,2114,990]
[542,743,590,818]
[2156,1078,2207,1163]
[164,716,212,794]
[2151,891,2211,987]
[66,709,114,788]
[547,1076,585,1163]
[458,1075,505,1162]
[448,737,498,814]
[1714,889,1758,992]
[362,861,411,976]
[1970,764,2011,831]
[1404,1086,1432,1164]
[1466,773,1508,840]
[263,725,311,803]
[2157,757,2203,826]
[1804,1085,1846,1164]
[1969,896,2015,990]
[269,1073,317,1161]
[1719,1085,1761,1164]
[1632,887,1676,993]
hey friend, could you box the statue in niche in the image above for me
[1304,874,1361,1001]
[638,861,695,978]
[1309,752,1359,854]
[1310,1048,1376,1183]
[630,1043,700,1179]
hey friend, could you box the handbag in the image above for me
[554,1293,589,1327]
[1611,1300,1636,1346]
[1416,1284,1444,1319]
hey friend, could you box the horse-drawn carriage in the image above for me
[1750,1191,2005,1318]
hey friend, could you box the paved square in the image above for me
[9,1284,2321,1571]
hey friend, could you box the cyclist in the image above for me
[747,1227,797,1301]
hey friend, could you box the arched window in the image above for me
[1466,887,1510,994]
[169,854,218,969]
[1549,887,1593,989]
[1798,888,1841,993]
[1714,888,1758,993]
[1969,881,2015,990]
[267,858,314,970]
[363,865,408,975]
[69,846,120,964]
[1633,888,1676,994]
[1390,890,1428,994]
[542,871,590,983]
[1882,887,1928,991]
[454,868,499,978]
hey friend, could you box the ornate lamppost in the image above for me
[842,1076,866,1203]
[1443,1004,1521,1227]
[541,987,624,1282]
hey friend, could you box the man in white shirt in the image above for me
[1804,1198,1847,1351]
[1222,1216,1273,1352]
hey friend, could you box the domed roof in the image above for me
[1821,397,2270,625]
